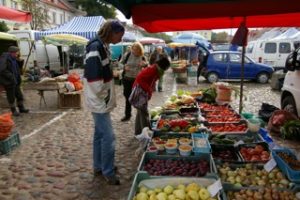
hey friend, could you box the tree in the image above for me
[0,21,9,32]
[211,31,229,43]
[75,0,116,18]
[21,0,50,30]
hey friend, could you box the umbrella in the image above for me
[42,34,89,46]
[122,32,137,42]
[172,32,206,44]
[168,42,196,48]
[138,37,165,45]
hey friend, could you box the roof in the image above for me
[36,16,106,40]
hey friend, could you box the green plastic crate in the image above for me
[0,132,21,155]
[127,171,225,200]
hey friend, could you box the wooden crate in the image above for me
[59,91,82,109]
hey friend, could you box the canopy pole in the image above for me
[238,17,247,114]
[239,45,245,114]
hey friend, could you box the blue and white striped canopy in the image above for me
[35,16,106,40]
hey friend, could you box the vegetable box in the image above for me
[272,148,300,184]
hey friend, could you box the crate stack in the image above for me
[0,113,20,155]
[128,89,300,200]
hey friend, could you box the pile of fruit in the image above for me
[277,151,300,170]
[239,144,270,162]
[157,119,199,133]
[143,159,209,177]
[217,163,291,188]
[133,182,217,200]
[208,123,247,133]
[227,188,300,200]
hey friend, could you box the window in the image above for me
[52,12,56,24]
[229,53,241,63]
[212,53,225,62]
[246,43,254,53]
[60,14,64,24]
[264,43,276,54]
[0,0,6,6]
[279,42,291,53]
[11,1,17,9]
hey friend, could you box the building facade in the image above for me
[0,0,85,31]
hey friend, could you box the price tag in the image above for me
[207,179,222,197]
[264,158,277,172]
[234,140,244,147]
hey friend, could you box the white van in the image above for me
[281,47,300,117]
[246,39,300,70]
[8,30,62,75]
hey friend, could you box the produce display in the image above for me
[212,146,240,162]
[143,159,210,177]
[133,182,217,200]
[276,152,300,170]
[209,134,261,145]
[239,144,270,162]
[227,188,300,200]
[217,163,291,188]
[129,87,300,200]
[208,123,248,133]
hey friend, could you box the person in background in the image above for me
[0,46,29,116]
[149,46,168,92]
[120,42,147,122]
[83,20,125,185]
[133,55,170,135]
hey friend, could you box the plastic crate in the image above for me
[192,133,211,154]
[0,132,21,155]
[59,91,82,109]
[127,171,224,200]
[272,148,300,183]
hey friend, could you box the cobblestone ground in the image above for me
[0,70,299,200]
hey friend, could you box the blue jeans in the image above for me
[92,112,116,177]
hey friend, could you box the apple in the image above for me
[139,186,148,193]
[173,189,186,200]
[156,192,167,200]
[198,188,210,200]
[136,192,149,200]
[167,194,176,200]
[163,185,174,194]
[187,190,199,200]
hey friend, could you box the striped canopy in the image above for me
[35,16,106,40]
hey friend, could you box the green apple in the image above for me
[136,192,149,200]
[155,188,162,193]
[139,186,148,193]
[187,190,199,200]
[147,190,156,196]
[176,184,186,190]
[163,185,174,194]
[156,192,167,200]
[173,189,186,200]
[198,188,210,200]
[167,194,176,200]
[186,183,200,192]
[149,194,157,200]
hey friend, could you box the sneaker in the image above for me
[103,175,120,185]
[120,116,130,122]
[93,166,118,176]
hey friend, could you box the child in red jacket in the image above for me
[132,55,170,135]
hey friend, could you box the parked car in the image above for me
[281,47,300,117]
[200,51,274,83]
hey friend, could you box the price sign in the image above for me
[207,179,222,197]
[264,158,277,172]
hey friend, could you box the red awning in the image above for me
[104,0,300,32]
[0,6,32,23]
[131,1,300,32]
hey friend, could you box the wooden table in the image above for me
[23,82,65,107]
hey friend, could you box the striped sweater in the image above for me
[83,36,116,113]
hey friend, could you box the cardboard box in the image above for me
[59,91,82,109]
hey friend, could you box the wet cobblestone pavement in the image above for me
[0,70,298,200]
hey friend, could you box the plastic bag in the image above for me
[134,127,153,157]
[129,85,148,110]
[67,72,80,83]
[258,103,280,122]
[267,110,298,133]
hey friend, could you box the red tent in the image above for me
[104,0,300,32]
[0,6,32,23]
